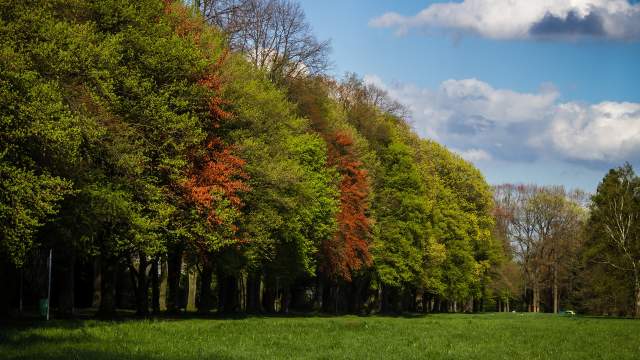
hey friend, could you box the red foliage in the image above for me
[322,131,372,281]
[164,1,249,242]
[163,0,203,43]
[183,138,249,224]
[198,49,232,124]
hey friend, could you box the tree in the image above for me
[421,140,498,312]
[494,184,586,313]
[199,0,331,80]
[321,131,372,282]
[371,140,427,312]
[587,164,640,317]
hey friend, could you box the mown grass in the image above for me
[1,313,639,359]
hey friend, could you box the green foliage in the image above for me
[222,58,339,281]
[0,164,70,266]
[0,0,504,314]
[582,163,640,316]
[372,140,427,287]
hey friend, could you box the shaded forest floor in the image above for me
[1,313,639,359]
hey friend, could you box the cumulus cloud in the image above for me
[364,75,640,165]
[370,0,640,41]
[454,148,493,162]
[547,102,640,161]
[363,75,557,138]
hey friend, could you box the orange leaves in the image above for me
[163,1,231,125]
[183,138,249,224]
[163,1,249,238]
[322,131,372,281]
[333,131,354,148]
[163,0,204,43]
[198,54,232,124]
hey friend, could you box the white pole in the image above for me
[47,249,52,321]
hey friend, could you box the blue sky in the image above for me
[298,0,640,192]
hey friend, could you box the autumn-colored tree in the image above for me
[183,138,248,241]
[183,51,248,235]
[321,131,372,282]
[184,70,250,314]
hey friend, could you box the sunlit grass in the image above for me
[1,313,639,359]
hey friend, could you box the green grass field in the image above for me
[1,313,639,359]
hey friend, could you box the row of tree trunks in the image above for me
[496,298,510,312]
[40,250,503,317]
[532,284,541,313]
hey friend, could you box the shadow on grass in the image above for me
[2,348,239,360]
[0,327,240,360]
[0,309,482,326]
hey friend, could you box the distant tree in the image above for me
[495,184,586,313]
[199,0,331,80]
[587,164,640,317]
[338,73,410,121]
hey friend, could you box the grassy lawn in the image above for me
[1,313,639,359]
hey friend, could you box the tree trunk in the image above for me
[350,276,368,314]
[159,259,168,311]
[434,296,441,313]
[98,257,116,317]
[187,267,197,312]
[262,282,275,313]
[167,246,182,313]
[532,284,540,313]
[380,285,390,313]
[92,258,101,308]
[553,265,559,314]
[58,251,75,316]
[290,283,306,311]
[131,253,149,316]
[198,260,213,314]
[217,271,238,314]
[151,258,160,314]
[314,276,324,312]
[246,272,261,313]
[635,270,640,319]
[283,286,291,314]
[0,261,14,318]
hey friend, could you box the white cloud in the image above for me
[454,148,493,162]
[437,79,559,123]
[363,75,557,140]
[547,101,640,161]
[370,0,640,41]
[364,75,640,164]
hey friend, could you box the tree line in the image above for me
[0,0,638,318]
[491,167,640,317]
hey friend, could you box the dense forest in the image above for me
[1,0,639,319]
